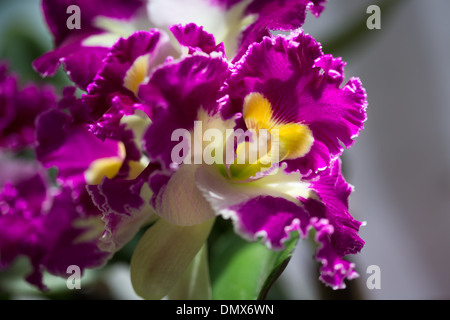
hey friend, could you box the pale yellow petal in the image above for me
[130,218,215,300]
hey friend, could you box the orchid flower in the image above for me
[131,29,367,299]
[0,152,111,291]
[0,66,150,290]
[0,63,56,151]
[0,0,368,300]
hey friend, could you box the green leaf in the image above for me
[209,227,298,300]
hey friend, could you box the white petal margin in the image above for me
[130,217,215,300]
[147,0,255,58]
[195,162,313,219]
[155,164,215,226]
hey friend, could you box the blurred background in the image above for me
[0,0,449,300]
[280,0,450,300]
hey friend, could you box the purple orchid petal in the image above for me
[86,163,159,252]
[304,159,365,257]
[87,166,149,217]
[205,191,359,289]
[0,62,57,151]
[34,0,146,90]
[233,0,327,61]
[213,0,326,14]
[222,32,367,176]
[169,23,225,56]
[58,86,92,123]
[35,109,124,187]
[83,30,167,121]
[0,152,43,187]
[98,207,153,253]
[194,159,363,289]
[42,0,145,47]
[147,0,325,61]
[39,187,111,282]
[0,173,48,289]
[141,54,230,170]
[230,195,310,249]
[309,217,360,290]
[194,164,308,249]
[0,168,110,290]
[33,41,110,91]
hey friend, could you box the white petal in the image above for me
[155,164,215,226]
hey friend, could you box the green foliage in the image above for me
[209,220,298,300]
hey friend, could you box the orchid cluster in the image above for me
[0,0,367,300]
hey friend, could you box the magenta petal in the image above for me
[84,30,163,121]
[223,32,367,176]
[33,43,110,91]
[39,187,110,280]
[0,169,110,290]
[0,172,47,289]
[310,217,360,289]
[141,55,230,170]
[0,62,57,151]
[87,174,145,217]
[228,194,360,289]
[170,23,225,56]
[35,109,123,187]
[305,159,365,256]
[230,195,310,249]
[233,0,327,61]
[36,0,146,90]
[42,0,145,47]
[86,164,158,252]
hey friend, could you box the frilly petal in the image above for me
[222,32,367,176]
[33,43,110,91]
[195,160,363,289]
[233,0,327,61]
[35,109,124,187]
[0,168,111,290]
[147,0,325,60]
[83,29,173,122]
[42,0,145,47]
[0,62,57,151]
[35,0,146,90]
[305,159,365,257]
[169,23,225,56]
